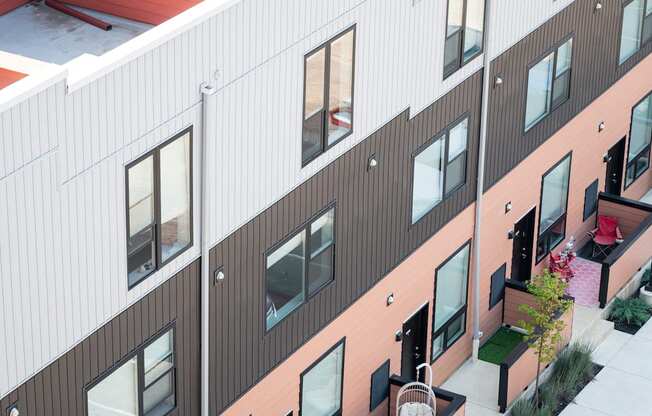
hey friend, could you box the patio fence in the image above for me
[596,193,652,307]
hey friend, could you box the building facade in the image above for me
[0,0,651,415]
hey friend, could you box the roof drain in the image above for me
[200,82,217,416]
[45,0,112,31]
[471,0,493,361]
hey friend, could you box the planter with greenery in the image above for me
[517,270,573,406]
[510,343,601,416]
[639,266,652,307]
[608,297,652,334]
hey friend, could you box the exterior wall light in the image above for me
[386,293,395,306]
[595,2,603,11]
[213,268,225,285]
[368,155,378,170]
[505,201,512,213]
[494,76,503,87]
[9,407,20,416]
[598,121,605,132]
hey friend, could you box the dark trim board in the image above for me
[484,0,652,191]
[0,260,201,416]
[208,70,484,414]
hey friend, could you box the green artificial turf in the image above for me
[478,327,524,365]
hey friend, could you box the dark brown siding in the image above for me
[0,260,201,416]
[209,71,484,413]
[485,0,652,189]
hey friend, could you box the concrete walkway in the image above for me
[560,318,652,416]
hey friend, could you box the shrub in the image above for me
[548,342,594,390]
[609,297,651,327]
[642,267,651,288]
[510,397,538,416]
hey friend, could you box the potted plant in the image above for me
[639,265,652,307]
[609,297,651,334]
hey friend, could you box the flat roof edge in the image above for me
[66,0,241,93]
[0,51,67,114]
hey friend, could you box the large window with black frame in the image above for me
[619,0,652,64]
[625,92,652,187]
[300,339,345,416]
[411,116,469,224]
[265,205,335,330]
[87,328,176,416]
[431,243,470,362]
[302,27,355,166]
[443,0,485,78]
[126,128,192,289]
[524,37,573,131]
[536,154,572,262]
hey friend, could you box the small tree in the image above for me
[518,270,573,406]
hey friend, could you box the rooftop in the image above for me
[0,0,201,66]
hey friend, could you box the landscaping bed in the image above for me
[478,327,523,365]
[607,287,651,335]
[511,344,601,416]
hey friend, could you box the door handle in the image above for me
[405,329,412,336]
[521,253,528,259]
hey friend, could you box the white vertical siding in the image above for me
[488,0,576,59]
[0,0,566,399]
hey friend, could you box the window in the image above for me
[444,0,485,77]
[583,179,599,221]
[369,360,390,411]
[300,340,345,416]
[126,128,192,288]
[266,206,335,330]
[489,264,506,309]
[619,0,652,64]
[302,27,355,165]
[88,329,176,416]
[432,244,470,361]
[536,154,571,262]
[525,38,573,131]
[411,116,469,223]
[625,92,652,187]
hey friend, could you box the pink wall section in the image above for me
[222,206,476,415]
[477,54,652,331]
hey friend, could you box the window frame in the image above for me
[299,337,346,416]
[523,35,574,132]
[489,263,507,310]
[125,126,194,290]
[443,0,486,79]
[264,203,337,332]
[410,114,470,226]
[618,0,652,66]
[624,91,652,189]
[535,153,572,264]
[430,241,471,363]
[85,323,178,416]
[583,179,599,221]
[301,25,357,167]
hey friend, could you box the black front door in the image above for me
[401,304,429,381]
[605,138,626,196]
[511,208,536,282]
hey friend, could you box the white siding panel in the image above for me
[488,0,576,59]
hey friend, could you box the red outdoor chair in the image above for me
[587,215,623,258]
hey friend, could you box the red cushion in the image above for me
[596,215,618,238]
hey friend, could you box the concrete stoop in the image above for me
[571,304,614,350]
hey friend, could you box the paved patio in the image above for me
[560,318,652,416]
[567,257,601,307]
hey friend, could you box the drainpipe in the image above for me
[472,0,493,361]
[200,82,216,416]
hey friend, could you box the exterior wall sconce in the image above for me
[213,268,225,285]
[508,229,515,240]
[595,2,603,11]
[494,76,503,87]
[505,201,512,213]
[395,329,403,342]
[368,155,378,170]
[386,293,395,306]
[603,153,612,163]
[9,407,19,416]
[598,121,605,132]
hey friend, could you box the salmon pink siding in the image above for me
[478,53,652,313]
[221,206,476,416]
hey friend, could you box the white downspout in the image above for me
[472,0,493,361]
[200,82,216,416]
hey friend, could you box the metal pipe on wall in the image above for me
[200,82,217,416]
[472,0,493,360]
